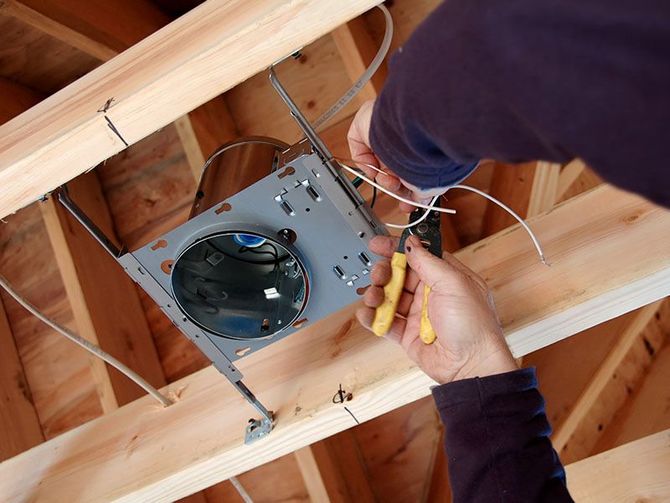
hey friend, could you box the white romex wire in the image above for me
[337,159,547,264]
[385,195,440,229]
[337,160,457,216]
[0,274,173,407]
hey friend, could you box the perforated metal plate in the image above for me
[119,149,384,374]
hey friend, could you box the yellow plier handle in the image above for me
[419,285,436,344]
[372,252,406,336]
[371,252,437,344]
[371,203,441,344]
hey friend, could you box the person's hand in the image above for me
[347,100,430,213]
[356,235,518,384]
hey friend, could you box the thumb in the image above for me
[404,235,458,289]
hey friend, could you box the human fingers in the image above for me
[356,306,407,343]
[370,260,391,286]
[404,235,462,290]
[369,235,400,258]
[363,286,414,317]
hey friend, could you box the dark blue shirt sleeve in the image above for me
[370,0,670,207]
[432,368,574,502]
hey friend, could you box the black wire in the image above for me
[208,242,279,266]
[370,186,378,209]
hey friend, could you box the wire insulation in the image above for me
[312,4,393,131]
[338,159,547,263]
[337,159,457,216]
[229,477,253,503]
[385,195,439,229]
[445,185,547,264]
[0,274,173,407]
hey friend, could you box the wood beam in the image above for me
[1,77,166,412]
[482,160,561,236]
[307,431,376,503]
[556,158,586,201]
[0,185,668,501]
[566,428,670,501]
[526,161,560,217]
[8,0,236,195]
[424,432,450,503]
[0,0,113,61]
[331,16,386,103]
[0,297,44,461]
[175,96,239,181]
[481,162,536,235]
[294,447,332,503]
[0,0,169,59]
[40,173,167,410]
[0,0,382,219]
[553,299,669,464]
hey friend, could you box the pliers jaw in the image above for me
[397,204,442,257]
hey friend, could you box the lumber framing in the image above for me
[306,431,376,502]
[0,185,668,502]
[40,174,167,410]
[566,428,670,501]
[0,0,169,59]
[483,160,562,236]
[0,297,44,460]
[0,0,382,219]
[553,299,669,464]
[1,77,166,413]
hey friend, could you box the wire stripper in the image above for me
[371,203,442,343]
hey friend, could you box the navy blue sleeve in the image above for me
[370,0,670,207]
[432,368,573,502]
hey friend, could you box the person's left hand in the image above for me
[348,100,434,212]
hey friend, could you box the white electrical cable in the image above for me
[337,160,457,216]
[337,159,547,264]
[229,477,254,503]
[312,4,393,131]
[445,185,547,264]
[385,195,440,229]
[0,274,173,408]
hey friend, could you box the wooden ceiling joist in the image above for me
[0,0,169,60]
[553,299,669,464]
[566,428,670,500]
[40,175,167,410]
[0,297,44,461]
[0,185,668,502]
[0,0,382,219]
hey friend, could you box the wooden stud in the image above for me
[556,158,586,201]
[483,160,560,237]
[481,162,537,235]
[174,116,207,181]
[0,0,117,61]
[331,16,386,103]
[40,173,167,410]
[552,299,669,463]
[0,0,381,219]
[6,0,169,56]
[0,297,44,461]
[423,432,450,503]
[526,161,561,217]
[177,96,239,181]
[0,185,668,501]
[294,446,332,503]
[566,428,670,501]
[308,431,376,503]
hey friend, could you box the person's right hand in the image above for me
[356,235,518,384]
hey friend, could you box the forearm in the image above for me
[370,0,670,207]
[433,368,573,502]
